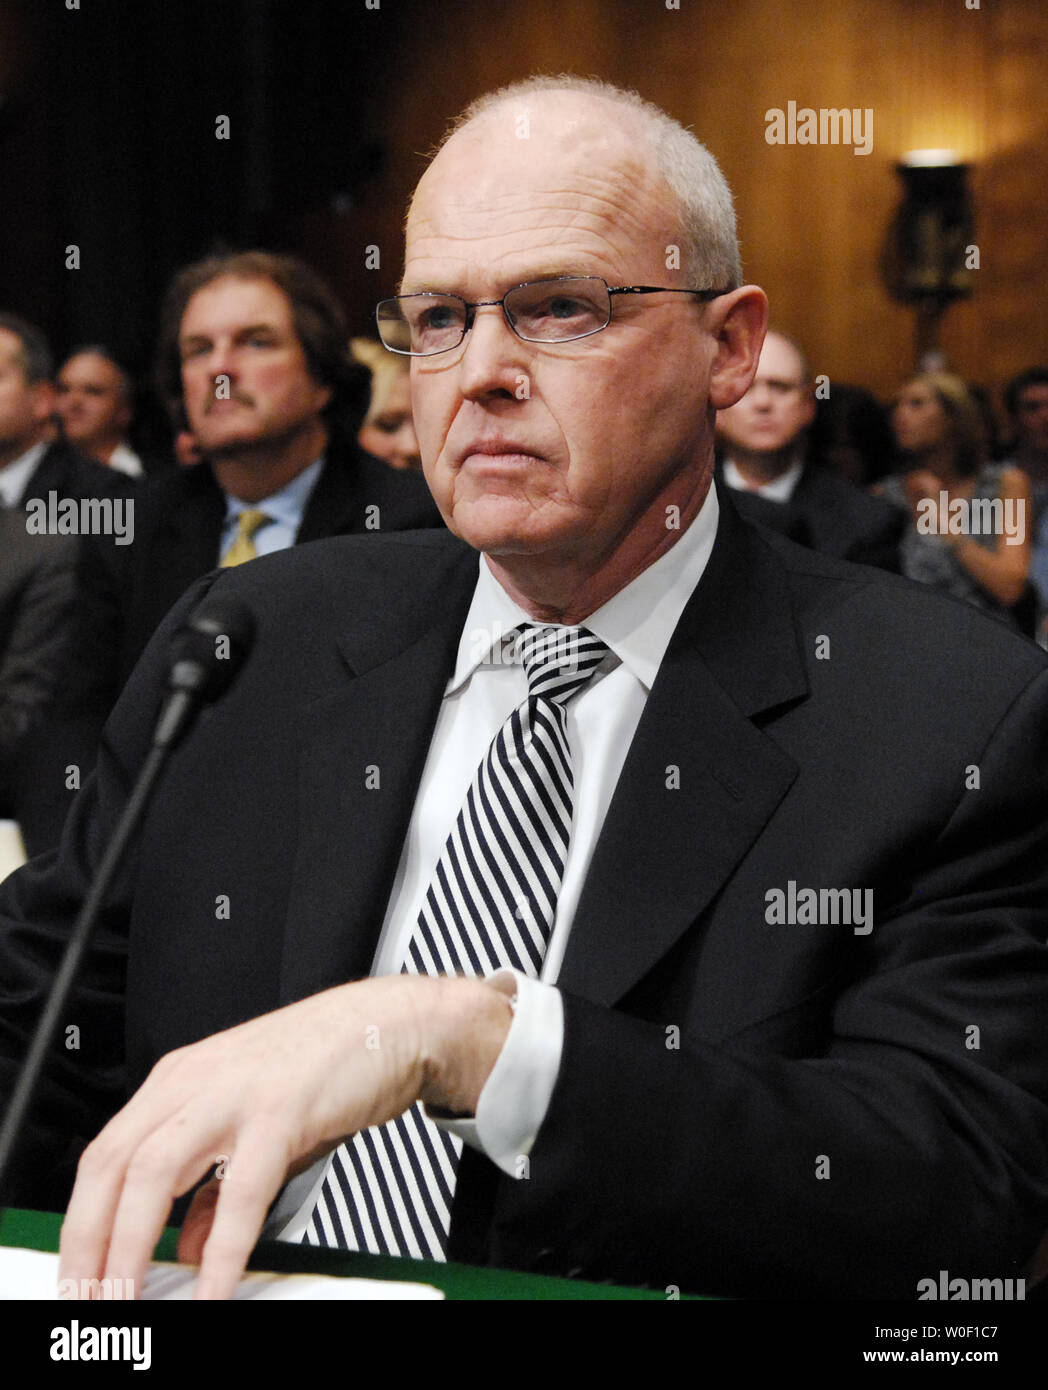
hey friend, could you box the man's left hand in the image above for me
[57,975,512,1299]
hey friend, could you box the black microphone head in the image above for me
[166,597,256,702]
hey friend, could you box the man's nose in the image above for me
[203,341,239,385]
[455,304,529,401]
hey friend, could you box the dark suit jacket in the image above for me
[14,439,136,511]
[0,514,77,771]
[721,458,903,571]
[3,442,136,846]
[1,503,1047,1299]
[75,438,443,701]
[13,439,441,854]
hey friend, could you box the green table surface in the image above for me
[1,1206,685,1300]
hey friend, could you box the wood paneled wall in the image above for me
[325,0,1048,409]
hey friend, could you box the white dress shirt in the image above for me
[218,458,324,563]
[107,443,144,478]
[723,454,804,502]
[271,484,720,1241]
[0,442,46,507]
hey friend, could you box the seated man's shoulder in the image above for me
[759,524,1047,686]
[799,461,899,526]
[216,527,474,608]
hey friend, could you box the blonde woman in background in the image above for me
[350,338,420,472]
[878,372,1033,633]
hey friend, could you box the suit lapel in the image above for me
[295,452,359,542]
[559,504,808,1004]
[277,506,810,1010]
[278,545,478,1004]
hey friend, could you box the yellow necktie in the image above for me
[220,508,271,567]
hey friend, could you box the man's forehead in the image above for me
[0,329,24,369]
[405,103,670,287]
[62,353,118,382]
[180,275,293,332]
[756,335,805,382]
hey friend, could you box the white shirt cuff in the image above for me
[428,969,563,1179]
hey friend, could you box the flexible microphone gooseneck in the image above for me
[0,597,256,1202]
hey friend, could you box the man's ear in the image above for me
[706,286,769,411]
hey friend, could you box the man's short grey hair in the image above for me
[430,75,743,290]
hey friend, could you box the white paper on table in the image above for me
[0,1247,443,1300]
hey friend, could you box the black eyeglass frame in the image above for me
[375,276,730,356]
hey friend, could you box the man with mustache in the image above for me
[2,78,1047,1302]
[74,250,441,707]
[28,253,442,852]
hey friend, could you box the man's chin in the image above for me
[444,497,574,556]
[196,432,263,460]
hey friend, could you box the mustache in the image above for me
[205,387,255,412]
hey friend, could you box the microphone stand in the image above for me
[0,600,254,1203]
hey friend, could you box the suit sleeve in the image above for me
[0,538,78,767]
[485,666,1048,1298]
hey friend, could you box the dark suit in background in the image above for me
[2,504,1046,1297]
[14,439,441,854]
[13,438,136,514]
[720,458,903,571]
[4,441,137,850]
[0,513,77,791]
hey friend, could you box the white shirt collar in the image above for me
[447,481,720,696]
[0,441,47,507]
[108,443,144,478]
[723,455,805,502]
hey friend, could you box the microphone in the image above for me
[0,596,256,1203]
[154,599,255,750]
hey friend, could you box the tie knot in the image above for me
[234,508,271,540]
[516,624,607,705]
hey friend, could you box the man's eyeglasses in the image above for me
[375,276,729,357]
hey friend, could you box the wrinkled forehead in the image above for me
[405,98,674,280]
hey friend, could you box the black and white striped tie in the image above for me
[302,623,608,1259]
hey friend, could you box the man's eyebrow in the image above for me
[397,266,601,296]
[178,321,280,346]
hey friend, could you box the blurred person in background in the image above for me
[716,329,901,569]
[1002,367,1048,646]
[0,315,135,512]
[23,251,441,853]
[350,337,421,472]
[54,347,144,477]
[808,382,895,489]
[0,518,77,829]
[879,372,1033,633]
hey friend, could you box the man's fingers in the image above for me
[192,1122,292,1300]
[58,1051,198,1293]
[58,1131,137,1294]
[100,1127,220,1297]
[177,1176,222,1265]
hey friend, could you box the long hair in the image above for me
[901,371,985,478]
